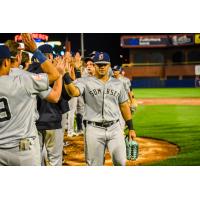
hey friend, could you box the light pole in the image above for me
[81,33,84,57]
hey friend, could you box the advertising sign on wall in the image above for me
[169,34,194,46]
[121,34,195,48]
[121,35,169,48]
[194,34,200,44]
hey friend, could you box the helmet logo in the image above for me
[99,53,104,60]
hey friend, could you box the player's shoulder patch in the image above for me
[31,74,45,81]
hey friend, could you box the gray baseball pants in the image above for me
[0,135,41,166]
[38,129,64,166]
[67,97,77,134]
[84,121,126,166]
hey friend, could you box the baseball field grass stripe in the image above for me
[134,105,200,165]
[134,88,200,98]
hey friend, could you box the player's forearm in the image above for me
[40,60,60,84]
[70,66,76,81]
[120,102,135,131]
[64,83,80,97]
[45,76,62,103]
[119,101,132,121]
[63,73,80,97]
[51,75,63,101]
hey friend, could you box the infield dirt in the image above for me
[63,97,199,166]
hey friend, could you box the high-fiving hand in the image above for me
[21,33,37,53]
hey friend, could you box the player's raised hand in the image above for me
[55,57,66,76]
[64,51,72,63]
[63,58,71,73]
[21,33,37,53]
[52,56,61,67]
[74,52,82,69]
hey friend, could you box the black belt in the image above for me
[86,119,119,128]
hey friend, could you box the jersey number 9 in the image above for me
[0,97,11,122]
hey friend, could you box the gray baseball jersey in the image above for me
[118,76,131,94]
[11,68,52,99]
[0,68,50,148]
[75,76,128,122]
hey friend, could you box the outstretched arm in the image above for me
[45,76,62,103]
[21,33,59,84]
[63,59,81,97]
[44,57,67,103]
[63,73,80,97]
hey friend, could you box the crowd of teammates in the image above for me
[0,34,137,166]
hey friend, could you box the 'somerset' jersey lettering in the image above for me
[88,88,120,97]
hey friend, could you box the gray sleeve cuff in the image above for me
[38,87,52,99]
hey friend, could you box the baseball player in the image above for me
[112,65,135,107]
[65,53,78,137]
[121,69,137,113]
[5,39,63,105]
[74,52,85,135]
[112,65,137,129]
[63,52,136,166]
[0,34,63,166]
[28,44,70,166]
[5,41,66,165]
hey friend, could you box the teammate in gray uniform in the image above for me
[0,34,62,166]
[112,65,134,105]
[64,52,136,166]
[112,65,136,129]
[31,45,67,166]
[121,69,137,110]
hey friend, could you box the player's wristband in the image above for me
[33,49,47,64]
[75,69,81,78]
[126,119,134,130]
[63,73,72,85]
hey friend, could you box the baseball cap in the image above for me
[112,65,122,71]
[89,51,99,57]
[93,52,110,64]
[84,51,99,63]
[38,44,53,54]
[0,45,11,59]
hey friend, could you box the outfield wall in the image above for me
[132,78,195,88]
[123,65,196,88]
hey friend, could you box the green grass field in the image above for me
[132,88,200,165]
[133,88,200,98]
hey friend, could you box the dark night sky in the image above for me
[0,33,129,65]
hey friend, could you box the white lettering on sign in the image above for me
[139,37,162,45]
